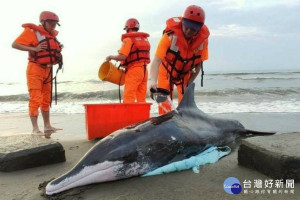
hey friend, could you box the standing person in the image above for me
[149,5,210,114]
[106,18,150,103]
[12,11,63,138]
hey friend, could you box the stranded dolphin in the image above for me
[46,83,275,195]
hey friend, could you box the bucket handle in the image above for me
[109,61,126,103]
[114,61,127,72]
[113,61,123,103]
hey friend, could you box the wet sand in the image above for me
[0,112,299,200]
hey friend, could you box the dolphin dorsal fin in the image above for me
[177,83,198,111]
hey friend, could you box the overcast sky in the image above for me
[1,0,300,82]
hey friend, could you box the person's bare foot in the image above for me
[44,126,62,133]
[31,130,45,136]
[44,126,62,138]
[44,131,52,138]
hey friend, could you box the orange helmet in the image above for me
[40,11,59,23]
[124,18,140,30]
[183,5,205,24]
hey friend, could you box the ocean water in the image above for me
[1,70,300,115]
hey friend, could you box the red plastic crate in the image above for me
[84,103,151,140]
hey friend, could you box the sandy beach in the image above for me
[0,112,299,200]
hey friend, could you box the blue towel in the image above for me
[143,146,231,177]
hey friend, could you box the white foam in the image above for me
[1,100,300,114]
[196,100,300,113]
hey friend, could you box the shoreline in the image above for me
[1,112,300,139]
[0,112,299,199]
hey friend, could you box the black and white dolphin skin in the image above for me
[46,83,275,195]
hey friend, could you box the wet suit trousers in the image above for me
[157,66,190,115]
[123,64,148,103]
[26,62,52,116]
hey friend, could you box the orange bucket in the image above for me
[84,103,152,140]
[98,61,125,85]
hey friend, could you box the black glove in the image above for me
[150,88,170,103]
[150,88,157,100]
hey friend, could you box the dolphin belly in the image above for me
[46,160,124,195]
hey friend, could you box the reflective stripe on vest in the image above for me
[35,31,45,42]
[29,31,62,65]
[169,35,179,52]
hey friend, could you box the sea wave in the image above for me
[0,89,122,102]
[235,77,299,81]
[1,99,300,114]
[194,87,300,97]
[207,71,300,76]
[1,87,300,102]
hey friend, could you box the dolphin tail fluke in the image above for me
[245,129,276,136]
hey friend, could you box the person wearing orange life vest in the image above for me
[12,11,63,138]
[106,18,150,103]
[149,5,210,115]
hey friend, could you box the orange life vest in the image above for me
[162,17,210,84]
[22,23,63,66]
[120,32,150,67]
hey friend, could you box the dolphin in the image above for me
[46,83,275,195]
